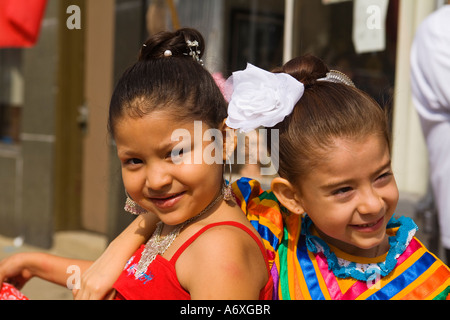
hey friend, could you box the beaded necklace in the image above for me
[134,187,225,278]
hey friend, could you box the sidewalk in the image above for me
[0,191,445,300]
[0,231,107,300]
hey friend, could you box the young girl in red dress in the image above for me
[0,28,272,300]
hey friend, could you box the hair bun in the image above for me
[139,28,205,62]
[274,54,329,87]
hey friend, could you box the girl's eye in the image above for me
[377,171,392,180]
[168,148,184,158]
[374,171,393,186]
[125,158,143,165]
[167,145,191,162]
[332,186,353,196]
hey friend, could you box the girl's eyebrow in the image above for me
[117,148,138,158]
[320,178,355,192]
[118,139,188,157]
[320,159,392,191]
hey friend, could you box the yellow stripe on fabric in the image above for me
[356,246,427,300]
[336,276,358,295]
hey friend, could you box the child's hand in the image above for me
[0,253,35,290]
[72,256,120,300]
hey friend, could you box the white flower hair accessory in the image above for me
[225,63,304,133]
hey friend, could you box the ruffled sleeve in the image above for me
[232,178,285,262]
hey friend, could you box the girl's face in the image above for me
[114,110,224,226]
[297,134,398,257]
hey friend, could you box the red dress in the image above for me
[0,283,28,300]
[113,221,273,300]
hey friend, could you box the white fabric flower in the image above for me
[225,63,304,132]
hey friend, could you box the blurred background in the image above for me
[0,0,447,277]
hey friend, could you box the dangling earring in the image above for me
[124,191,147,215]
[223,158,235,203]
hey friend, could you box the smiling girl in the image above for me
[0,28,272,300]
[108,29,273,299]
[229,55,450,300]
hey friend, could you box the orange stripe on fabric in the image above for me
[286,215,300,299]
[292,250,305,299]
[429,282,450,300]
[400,265,450,300]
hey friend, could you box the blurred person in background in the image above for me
[410,4,450,264]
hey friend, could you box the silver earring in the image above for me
[223,158,235,203]
[124,192,147,215]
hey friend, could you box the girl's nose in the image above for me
[144,164,172,192]
[357,187,384,215]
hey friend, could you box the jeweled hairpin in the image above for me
[318,70,355,87]
[185,39,204,66]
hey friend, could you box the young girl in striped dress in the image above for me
[227,55,450,300]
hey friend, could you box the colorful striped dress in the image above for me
[232,178,450,300]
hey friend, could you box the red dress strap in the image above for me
[169,221,269,271]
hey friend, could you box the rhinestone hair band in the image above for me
[317,70,355,87]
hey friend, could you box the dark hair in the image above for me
[271,54,391,184]
[108,28,227,138]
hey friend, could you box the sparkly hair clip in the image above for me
[185,40,204,66]
[318,70,355,87]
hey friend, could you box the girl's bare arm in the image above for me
[73,213,159,299]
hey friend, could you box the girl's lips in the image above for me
[349,216,385,233]
[149,191,186,209]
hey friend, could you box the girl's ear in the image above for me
[271,177,305,215]
[220,119,237,161]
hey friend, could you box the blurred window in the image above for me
[291,0,399,111]
[0,49,23,145]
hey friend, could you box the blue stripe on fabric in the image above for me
[297,235,326,300]
[235,177,253,204]
[250,220,279,250]
[366,251,436,300]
